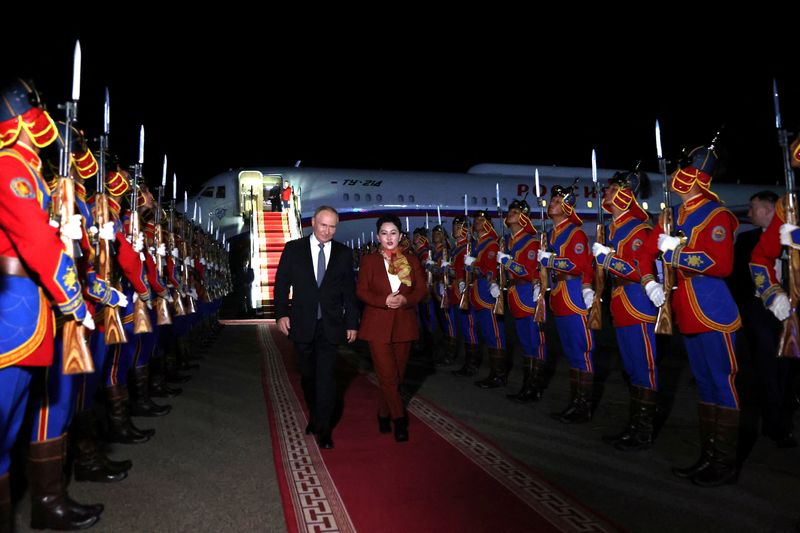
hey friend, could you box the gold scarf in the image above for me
[382,249,413,287]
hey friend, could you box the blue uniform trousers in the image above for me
[554,314,594,372]
[0,366,34,473]
[29,339,75,442]
[683,331,739,408]
[475,308,505,350]
[615,323,658,390]
[515,316,546,361]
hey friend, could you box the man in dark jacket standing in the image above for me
[274,206,359,449]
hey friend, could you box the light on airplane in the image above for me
[642,201,649,210]
[541,200,547,207]
[587,201,593,208]
[660,202,666,210]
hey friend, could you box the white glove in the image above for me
[464,256,476,267]
[458,281,466,294]
[489,283,501,298]
[132,232,144,253]
[533,283,541,302]
[166,292,174,303]
[157,243,167,257]
[591,242,612,258]
[644,280,665,307]
[88,225,99,236]
[113,288,128,308]
[496,251,511,265]
[146,298,153,310]
[200,257,207,266]
[779,223,800,249]
[437,283,445,297]
[82,314,96,331]
[184,257,194,268]
[658,234,681,252]
[99,222,116,241]
[190,287,199,300]
[769,293,791,321]
[425,258,435,266]
[582,287,595,308]
[440,260,450,268]
[171,247,180,259]
[537,250,553,263]
[61,214,83,241]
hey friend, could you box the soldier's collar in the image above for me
[683,194,708,212]
[612,210,636,227]
[11,140,41,170]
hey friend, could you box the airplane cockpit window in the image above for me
[216,186,226,198]
[201,187,214,198]
[408,195,415,203]
[398,195,404,202]
[343,193,349,201]
[354,193,361,201]
[502,198,508,206]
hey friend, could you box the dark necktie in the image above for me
[317,243,326,318]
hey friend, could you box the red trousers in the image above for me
[368,341,411,419]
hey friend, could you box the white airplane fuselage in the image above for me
[191,165,780,244]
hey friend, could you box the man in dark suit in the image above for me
[274,205,359,449]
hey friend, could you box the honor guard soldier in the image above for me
[465,210,507,388]
[591,171,661,449]
[644,144,741,486]
[451,215,481,374]
[496,199,547,402]
[430,224,459,364]
[0,78,101,530]
[538,182,596,423]
[413,227,437,357]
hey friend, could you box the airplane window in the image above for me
[399,195,404,202]
[376,194,382,202]
[408,195,415,203]
[343,193,349,201]
[470,197,477,205]
[502,198,508,206]
[354,193,361,201]
[201,187,214,198]
[216,186,226,198]
[481,197,487,205]
[365,194,371,201]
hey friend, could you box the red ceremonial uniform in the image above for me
[546,219,592,317]
[469,231,499,310]
[0,143,87,367]
[749,197,786,306]
[450,235,469,304]
[505,228,540,318]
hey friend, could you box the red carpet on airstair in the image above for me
[258,324,618,533]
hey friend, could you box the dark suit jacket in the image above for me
[274,236,359,344]
[356,252,428,343]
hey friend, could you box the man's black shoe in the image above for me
[318,432,334,449]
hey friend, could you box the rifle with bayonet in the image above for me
[493,183,505,316]
[459,195,472,310]
[96,88,127,345]
[130,127,153,334]
[534,169,548,324]
[773,80,800,358]
[168,174,186,316]
[153,156,172,325]
[654,119,674,335]
[57,41,94,374]
[588,150,604,330]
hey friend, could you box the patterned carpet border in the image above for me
[259,324,356,533]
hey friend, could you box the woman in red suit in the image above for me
[357,215,428,442]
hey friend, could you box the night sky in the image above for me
[6,19,799,194]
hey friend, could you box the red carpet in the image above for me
[259,324,618,533]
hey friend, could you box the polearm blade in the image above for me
[592,149,601,223]
[535,168,545,232]
[774,79,796,209]
[71,41,81,101]
[655,119,663,159]
[774,78,783,130]
[138,126,145,165]
[656,119,670,210]
[98,89,110,195]
[103,88,110,135]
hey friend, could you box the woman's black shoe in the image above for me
[393,417,409,442]
[378,416,391,434]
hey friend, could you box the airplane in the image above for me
[188,163,780,246]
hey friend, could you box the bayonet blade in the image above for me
[72,41,81,101]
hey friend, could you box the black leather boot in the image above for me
[507,357,544,403]
[692,406,739,486]
[149,357,182,397]
[105,386,153,444]
[129,366,171,417]
[0,472,11,533]
[435,337,459,367]
[475,348,508,389]
[378,416,392,434]
[616,388,657,451]
[556,370,593,424]
[673,403,716,478]
[452,344,481,377]
[551,368,580,421]
[393,416,409,442]
[28,435,103,530]
[70,410,130,482]
[603,386,640,444]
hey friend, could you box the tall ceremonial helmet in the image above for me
[606,169,651,221]
[452,214,468,238]
[506,198,536,234]
[550,179,582,226]
[672,132,721,201]
[0,78,58,149]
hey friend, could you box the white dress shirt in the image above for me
[383,257,402,293]
[310,233,332,276]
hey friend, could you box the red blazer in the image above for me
[356,251,428,343]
